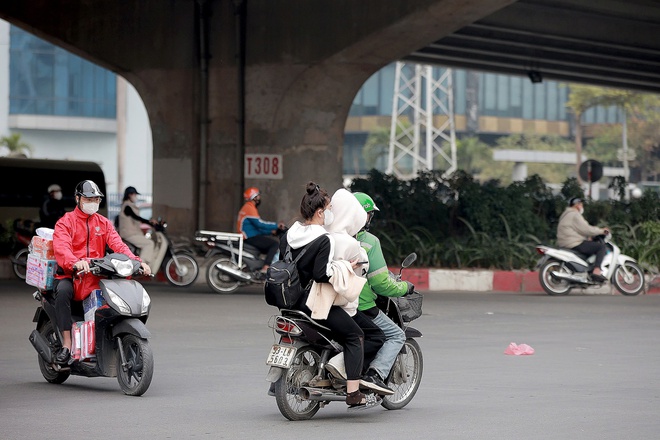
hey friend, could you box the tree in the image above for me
[362,126,390,171]
[0,133,33,157]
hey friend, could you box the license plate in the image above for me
[266,344,297,368]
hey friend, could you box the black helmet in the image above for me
[75,180,104,198]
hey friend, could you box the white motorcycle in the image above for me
[536,233,645,296]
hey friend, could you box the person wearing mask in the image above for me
[556,197,609,282]
[52,180,151,364]
[118,186,157,269]
[39,184,65,229]
[236,187,285,273]
[346,192,413,394]
[278,181,382,409]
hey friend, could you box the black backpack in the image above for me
[264,237,322,308]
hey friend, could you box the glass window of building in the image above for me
[9,26,116,119]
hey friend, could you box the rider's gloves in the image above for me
[405,280,415,295]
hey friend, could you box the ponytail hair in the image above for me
[300,181,329,220]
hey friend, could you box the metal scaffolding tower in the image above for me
[387,62,457,179]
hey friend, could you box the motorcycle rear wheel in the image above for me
[206,257,241,293]
[612,261,645,296]
[165,253,199,287]
[37,321,70,384]
[539,259,572,296]
[116,334,154,396]
[274,347,321,421]
[12,247,28,280]
[382,338,423,410]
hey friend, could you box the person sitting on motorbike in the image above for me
[236,187,285,273]
[118,186,157,269]
[278,181,381,408]
[323,188,389,394]
[556,197,609,282]
[52,180,151,365]
[350,192,413,392]
[39,184,65,229]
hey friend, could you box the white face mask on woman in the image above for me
[53,191,63,201]
[81,202,100,215]
[323,209,335,226]
[578,206,584,215]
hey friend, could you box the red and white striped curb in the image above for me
[397,268,660,295]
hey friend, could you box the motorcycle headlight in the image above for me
[106,288,131,314]
[111,258,134,277]
[141,288,151,315]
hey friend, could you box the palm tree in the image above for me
[0,133,33,157]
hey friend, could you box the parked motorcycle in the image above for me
[265,253,423,421]
[9,218,35,280]
[28,253,154,396]
[536,233,645,296]
[124,219,199,287]
[196,230,274,293]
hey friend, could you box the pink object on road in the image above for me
[504,342,535,355]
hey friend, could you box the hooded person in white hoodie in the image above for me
[323,189,391,395]
[277,182,382,409]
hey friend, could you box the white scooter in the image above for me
[536,233,645,296]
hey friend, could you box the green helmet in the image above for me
[354,192,380,213]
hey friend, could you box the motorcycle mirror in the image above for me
[402,253,417,268]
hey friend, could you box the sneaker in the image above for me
[326,353,347,380]
[267,382,276,397]
[360,370,394,395]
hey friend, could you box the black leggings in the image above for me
[573,241,608,269]
[352,310,385,372]
[245,235,280,267]
[53,278,83,332]
[301,304,365,380]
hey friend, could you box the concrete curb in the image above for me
[396,267,660,295]
[3,258,658,294]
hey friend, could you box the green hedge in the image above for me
[350,169,660,273]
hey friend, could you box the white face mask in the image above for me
[323,209,334,226]
[53,191,62,201]
[81,202,100,215]
[578,206,584,215]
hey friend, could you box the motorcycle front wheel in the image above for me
[164,253,199,287]
[274,347,321,421]
[382,338,423,410]
[12,247,29,280]
[37,321,70,384]
[116,334,154,396]
[206,257,241,293]
[539,259,572,296]
[611,261,645,296]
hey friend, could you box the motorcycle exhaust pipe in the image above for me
[214,262,253,282]
[298,386,346,402]
[551,272,587,283]
[29,329,53,364]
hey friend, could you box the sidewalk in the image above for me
[3,257,658,294]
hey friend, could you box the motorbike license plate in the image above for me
[266,344,297,368]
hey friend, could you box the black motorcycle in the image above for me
[29,253,154,396]
[265,253,424,420]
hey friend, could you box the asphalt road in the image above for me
[1,279,659,440]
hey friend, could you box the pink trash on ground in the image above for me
[504,342,535,355]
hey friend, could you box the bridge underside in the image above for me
[0,0,658,236]
[407,0,660,93]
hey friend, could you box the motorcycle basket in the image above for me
[393,291,423,322]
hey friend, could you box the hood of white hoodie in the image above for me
[325,188,367,237]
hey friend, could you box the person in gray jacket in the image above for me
[556,197,609,281]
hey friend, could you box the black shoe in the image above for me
[54,347,70,365]
[360,369,394,395]
[591,273,606,282]
[267,383,276,397]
